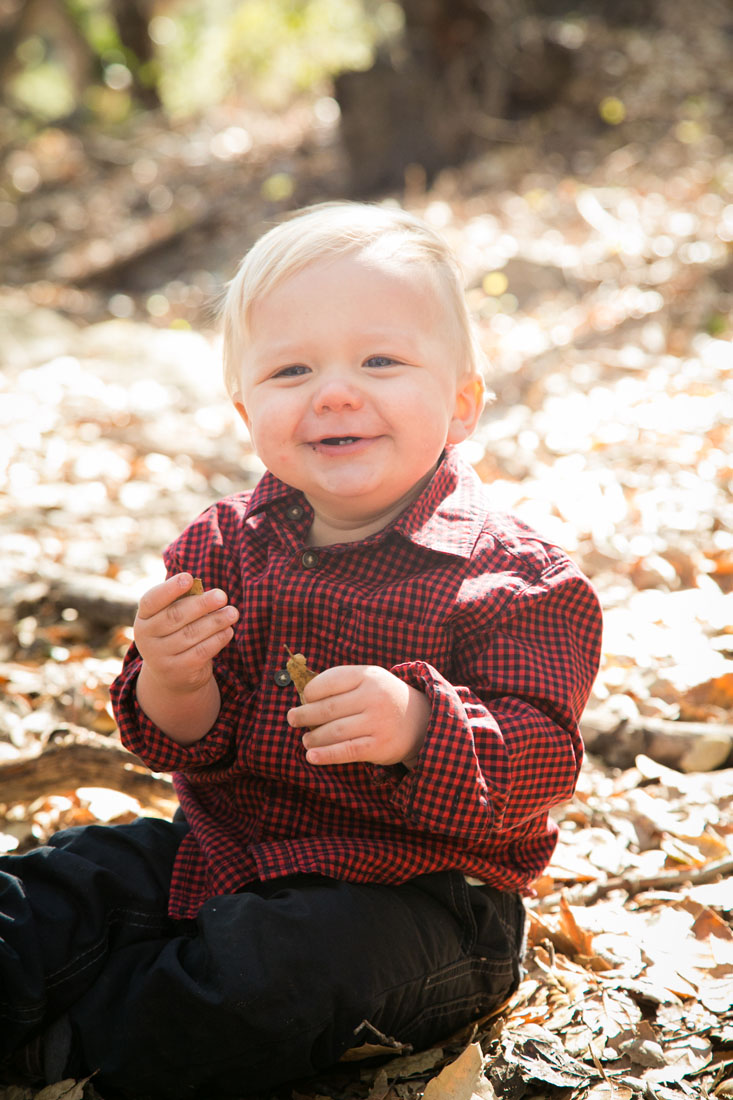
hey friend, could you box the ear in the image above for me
[447,372,485,444]
[233,399,251,432]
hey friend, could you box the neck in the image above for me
[307,512,392,547]
[305,466,437,547]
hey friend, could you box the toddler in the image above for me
[0,201,602,1099]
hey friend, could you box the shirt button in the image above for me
[301,549,319,570]
[273,668,292,687]
[286,504,304,521]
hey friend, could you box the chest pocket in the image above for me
[338,607,453,680]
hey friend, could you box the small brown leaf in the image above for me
[285,646,319,703]
[175,577,204,600]
[558,896,595,957]
[683,671,733,711]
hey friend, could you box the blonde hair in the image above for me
[220,201,486,399]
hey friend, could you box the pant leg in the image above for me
[0,816,187,1056]
[68,871,525,1100]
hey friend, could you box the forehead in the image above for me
[252,249,455,327]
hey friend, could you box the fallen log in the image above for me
[45,576,139,628]
[0,724,173,805]
[11,575,139,630]
[581,708,733,772]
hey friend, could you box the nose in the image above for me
[312,374,364,414]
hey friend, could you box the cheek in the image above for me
[246,397,285,440]
[250,423,280,455]
[397,389,451,436]
[244,413,270,458]
[248,403,299,463]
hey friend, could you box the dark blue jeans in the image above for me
[0,817,525,1099]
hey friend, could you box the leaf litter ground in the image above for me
[1,1,732,1097]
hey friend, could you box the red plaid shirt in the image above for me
[111,448,602,919]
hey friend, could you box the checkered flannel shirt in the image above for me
[111,448,603,918]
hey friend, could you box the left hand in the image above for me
[287,665,431,768]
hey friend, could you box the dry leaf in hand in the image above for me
[175,577,204,600]
[285,646,319,703]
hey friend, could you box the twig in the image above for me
[533,855,733,911]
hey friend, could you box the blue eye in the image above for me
[274,364,310,378]
[364,355,397,368]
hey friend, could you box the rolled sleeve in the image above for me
[385,563,601,844]
[387,660,494,839]
[111,647,243,773]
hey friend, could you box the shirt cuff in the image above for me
[385,661,496,836]
[114,658,239,773]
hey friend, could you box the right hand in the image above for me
[134,573,239,695]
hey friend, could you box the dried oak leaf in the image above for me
[175,577,204,600]
[285,646,319,703]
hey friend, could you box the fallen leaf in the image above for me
[642,1033,712,1084]
[681,898,733,942]
[559,896,596,956]
[422,1043,493,1100]
[585,1083,634,1100]
[500,1025,597,1088]
[684,672,733,711]
[35,1079,90,1100]
[618,1021,667,1067]
[685,880,733,911]
[340,1042,405,1062]
[697,974,733,1014]
[365,1068,390,1100]
[376,1047,445,1080]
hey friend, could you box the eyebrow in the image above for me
[254,327,424,358]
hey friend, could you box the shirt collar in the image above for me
[244,468,298,517]
[391,447,485,559]
[243,447,485,560]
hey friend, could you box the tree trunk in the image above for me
[334,0,572,193]
[108,0,161,108]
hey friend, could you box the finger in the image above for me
[165,603,239,657]
[148,617,237,677]
[137,574,195,619]
[287,686,360,730]
[176,623,237,665]
[300,713,363,749]
[305,736,374,767]
[300,664,366,704]
[140,586,231,641]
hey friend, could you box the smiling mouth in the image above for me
[319,436,361,446]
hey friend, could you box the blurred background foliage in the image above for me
[5,0,675,200]
[2,0,404,126]
[1,0,730,332]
